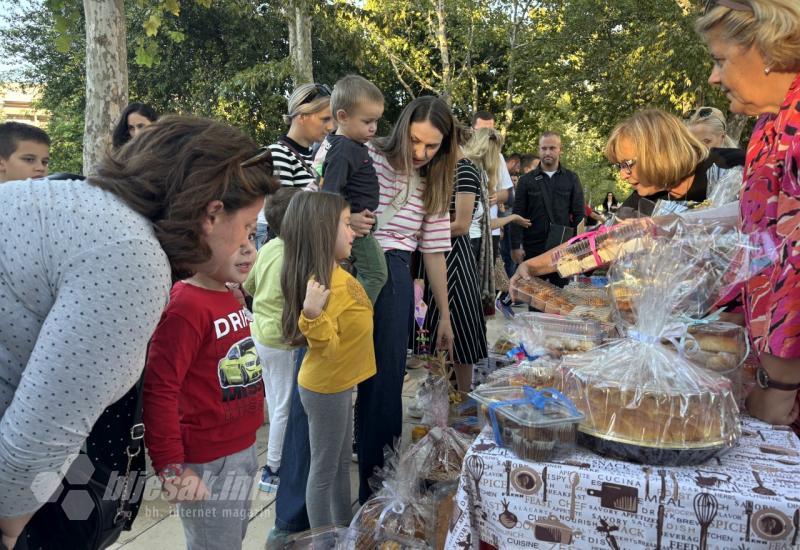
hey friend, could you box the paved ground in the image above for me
[116,314,506,549]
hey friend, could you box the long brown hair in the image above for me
[89,116,278,280]
[373,96,458,215]
[281,192,349,346]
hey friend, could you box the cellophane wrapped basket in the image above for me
[560,218,776,465]
[351,452,432,549]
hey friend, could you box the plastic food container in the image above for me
[513,312,616,355]
[552,219,653,277]
[471,385,584,461]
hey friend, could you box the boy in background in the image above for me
[316,74,387,304]
[0,122,50,183]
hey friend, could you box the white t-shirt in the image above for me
[490,153,514,237]
[544,170,557,178]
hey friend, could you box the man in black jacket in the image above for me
[511,131,584,287]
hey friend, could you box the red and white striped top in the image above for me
[368,144,451,254]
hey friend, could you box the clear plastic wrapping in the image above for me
[471,385,584,461]
[351,453,431,549]
[511,277,575,314]
[285,527,361,549]
[483,358,560,389]
[405,426,472,483]
[553,217,655,277]
[512,312,616,356]
[559,220,776,465]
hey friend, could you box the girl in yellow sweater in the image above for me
[280,192,376,531]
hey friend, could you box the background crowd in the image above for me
[0,1,798,549]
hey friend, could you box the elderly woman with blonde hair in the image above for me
[696,0,800,426]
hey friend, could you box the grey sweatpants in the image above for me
[177,444,258,550]
[298,386,353,528]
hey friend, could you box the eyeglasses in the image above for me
[611,159,637,172]
[241,146,272,168]
[299,83,331,106]
[703,0,753,15]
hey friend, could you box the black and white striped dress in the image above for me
[415,159,487,365]
[268,137,316,187]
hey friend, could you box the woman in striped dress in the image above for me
[413,128,498,392]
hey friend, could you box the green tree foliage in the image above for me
[2,0,730,199]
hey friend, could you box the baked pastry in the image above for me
[353,495,429,549]
[560,357,739,450]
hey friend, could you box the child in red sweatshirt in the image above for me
[143,198,265,550]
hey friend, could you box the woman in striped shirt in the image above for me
[353,96,460,504]
[256,83,334,247]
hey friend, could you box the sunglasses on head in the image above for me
[684,107,714,120]
[299,83,332,106]
[703,0,752,15]
[241,146,272,168]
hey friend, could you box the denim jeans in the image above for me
[255,222,268,251]
[355,250,413,504]
[273,347,309,532]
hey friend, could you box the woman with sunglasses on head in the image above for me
[684,105,745,193]
[696,0,800,427]
[255,83,335,248]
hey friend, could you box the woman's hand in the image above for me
[303,280,330,320]
[1,513,34,550]
[436,318,455,360]
[746,387,800,425]
[162,467,211,503]
[350,210,376,237]
[510,214,532,228]
[509,262,534,301]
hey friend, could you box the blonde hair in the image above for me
[462,128,504,193]
[684,106,738,148]
[373,96,458,215]
[696,0,800,72]
[605,109,709,190]
[283,83,331,126]
[331,75,384,118]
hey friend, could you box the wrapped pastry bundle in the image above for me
[483,357,560,389]
[352,453,431,549]
[560,220,776,465]
[284,527,361,549]
[471,385,584,461]
[553,217,654,277]
[512,312,616,357]
[406,372,473,483]
[430,481,459,550]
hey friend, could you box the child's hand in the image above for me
[162,467,211,503]
[303,281,330,320]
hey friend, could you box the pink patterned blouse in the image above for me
[740,72,800,359]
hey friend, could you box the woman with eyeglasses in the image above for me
[606,109,744,216]
[255,83,335,248]
[508,109,744,284]
[696,0,800,427]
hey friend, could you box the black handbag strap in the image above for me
[112,372,145,524]
[278,137,319,183]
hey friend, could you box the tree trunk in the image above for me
[286,0,314,86]
[434,0,452,105]
[726,113,749,146]
[83,0,128,175]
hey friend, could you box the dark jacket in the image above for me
[511,164,584,251]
